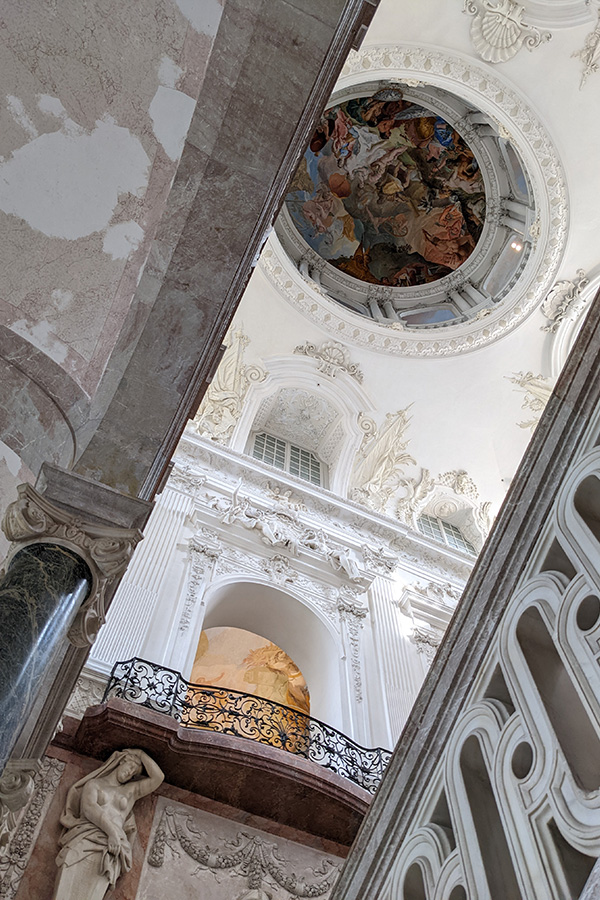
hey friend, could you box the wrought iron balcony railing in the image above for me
[103,657,391,794]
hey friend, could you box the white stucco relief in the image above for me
[507,370,554,430]
[0,97,150,241]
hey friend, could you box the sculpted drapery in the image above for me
[53,748,164,900]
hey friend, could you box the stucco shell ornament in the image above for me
[464,0,552,64]
[261,44,567,358]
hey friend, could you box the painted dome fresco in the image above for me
[284,89,486,288]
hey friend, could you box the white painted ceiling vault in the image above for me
[192,0,600,534]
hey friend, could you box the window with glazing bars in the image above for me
[252,433,323,486]
[417,513,476,556]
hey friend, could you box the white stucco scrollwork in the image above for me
[541,269,589,333]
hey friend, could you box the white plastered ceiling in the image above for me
[199,0,600,525]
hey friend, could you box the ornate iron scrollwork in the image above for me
[104,657,391,794]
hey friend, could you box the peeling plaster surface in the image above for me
[0,441,35,559]
[0,112,150,240]
[0,441,23,478]
[103,221,145,260]
[6,95,37,138]
[0,0,219,394]
[158,56,184,89]
[11,319,69,365]
[149,86,196,161]
[175,0,224,36]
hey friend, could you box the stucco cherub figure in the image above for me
[53,748,164,900]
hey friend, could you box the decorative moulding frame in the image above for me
[260,43,568,359]
[231,355,376,495]
[277,79,506,309]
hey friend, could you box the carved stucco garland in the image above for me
[261,44,567,359]
[149,806,340,897]
[1,484,143,647]
[573,9,600,89]
[179,535,222,633]
[336,587,368,703]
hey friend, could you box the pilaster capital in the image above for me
[1,483,144,647]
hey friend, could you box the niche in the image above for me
[516,606,600,792]
[191,626,310,714]
[403,862,427,900]
[460,735,523,900]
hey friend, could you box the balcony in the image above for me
[103,657,391,795]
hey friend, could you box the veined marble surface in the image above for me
[0,543,91,767]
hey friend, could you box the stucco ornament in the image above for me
[573,9,600,88]
[463,0,552,63]
[294,340,364,382]
[53,749,164,900]
[149,805,340,897]
[507,370,554,430]
[541,269,589,333]
[350,408,415,513]
[193,326,266,444]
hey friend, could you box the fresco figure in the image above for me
[53,749,164,900]
[285,90,485,288]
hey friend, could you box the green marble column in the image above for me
[0,543,92,769]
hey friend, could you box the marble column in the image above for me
[0,465,151,770]
[0,543,92,768]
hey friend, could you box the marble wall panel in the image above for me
[73,0,358,496]
[0,0,221,395]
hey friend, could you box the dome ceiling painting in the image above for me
[284,89,486,288]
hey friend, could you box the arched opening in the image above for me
[202,580,343,730]
[574,475,600,544]
[447,887,467,900]
[403,862,427,900]
[516,605,600,792]
[191,626,310,714]
[460,734,522,900]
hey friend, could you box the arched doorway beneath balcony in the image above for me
[200,579,344,731]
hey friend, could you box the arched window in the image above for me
[417,514,477,556]
[251,431,326,487]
